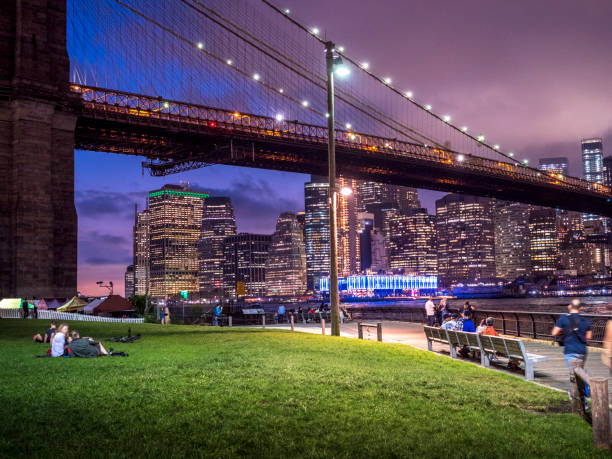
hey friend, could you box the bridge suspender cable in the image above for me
[259,0,521,164]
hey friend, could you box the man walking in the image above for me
[552,301,592,373]
[425,297,436,327]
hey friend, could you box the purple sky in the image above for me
[75,0,612,295]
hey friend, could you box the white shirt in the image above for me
[425,300,435,316]
[51,332,66,357]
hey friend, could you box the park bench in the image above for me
[424,326,455,357]
[423,326,549,381]
[478,335,548,381]
[445,330,486,366]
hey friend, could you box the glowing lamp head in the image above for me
[163,102,170,108]
[275,114,284,122]
[522,159,529,165]
[345,123,352,129]
[284,8,290,14]
[477,135,485,142]
[457,154,465,162]
[337,46,345,52]
[325,112,330,118]
[197,42,203,49]
[493,144,500,150]
[425,104,432,111]
[340,187,353,196]
[508,152,514,157]
[443,115,451,123]
[383,77,392,85]
[312,27,320,35]
[302,100,309,107]
[405,91,413,99]
[461,126,468,132]
[360,62,369,70]
[278,88,284,93]
[226,59,233,65]
[334,64,351,78]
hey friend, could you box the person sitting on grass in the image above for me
[32,320,58,343]
[51,324,70,357]
[68,331,109,357]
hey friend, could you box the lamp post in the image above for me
[325,41,341,336]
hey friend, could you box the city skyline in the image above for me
[74,0,612,296]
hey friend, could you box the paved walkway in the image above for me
[260,320,612,402]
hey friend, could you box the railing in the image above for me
[70,84,612,200]
[0,309,144,323]
[466,309,611,347]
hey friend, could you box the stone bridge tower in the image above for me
[0,0,77,298]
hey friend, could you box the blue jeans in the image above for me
[564,353,586,369]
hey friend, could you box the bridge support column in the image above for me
[0,0,77,298]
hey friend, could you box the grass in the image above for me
[0,320,606,458]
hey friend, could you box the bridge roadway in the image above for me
[263,320,612,403]
[72,85,612,217]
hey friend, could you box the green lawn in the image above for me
[0,320,606,458]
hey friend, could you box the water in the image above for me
[345,296,612,315]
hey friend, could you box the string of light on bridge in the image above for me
[266,0,536,169]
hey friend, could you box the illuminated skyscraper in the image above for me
[198,197,236,297]
[124,265,135,298]
[538,157,569,176]
[582,138,604,222]
[529,207,558,275]
[222,234,271,298]
[436,194,495,287]
[494,201,532,280]
[304,177,329,291]
[133,208,150,296]
[391,186,421,212]
[385,208,436,276]
[603,156,612,188]
[266,212,307,296]
[357,182,420,213]
[336,176,360,276]
[148,185,207,298]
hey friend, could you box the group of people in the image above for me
[276,303,352,325]
[32,320,110,358]
[425,297,475,328]
[21,299,38,319]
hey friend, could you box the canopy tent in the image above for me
[93,295,135,315]
[57,296,88,312]
[83,298,105,315]
[38,298,68,310]
[0,298,23,309]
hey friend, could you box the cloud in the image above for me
[78,230,132,267]
[75,190,137,218]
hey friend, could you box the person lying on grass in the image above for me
[32,320,57,343]
[68,331,109,358]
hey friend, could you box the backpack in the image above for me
[557,314,586,346]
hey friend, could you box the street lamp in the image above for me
[325,41,351,337]
[96,280,114,295]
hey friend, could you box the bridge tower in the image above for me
[0,0,77,298]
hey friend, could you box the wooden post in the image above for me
[228,316,232,327]
[358,322,363,339]
[590,376,611,449]
[377,322,382,342]
[321,318,325,335]
[570,360,586,418]
[262,314,266,328]
[290,314,294,331]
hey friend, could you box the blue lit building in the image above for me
[319,274,437,296]
[582,138,604,222]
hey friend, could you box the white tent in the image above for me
[83,298,105,314]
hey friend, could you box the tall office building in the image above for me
[582,138,604,222]
[436,194,496,287]
[265,212,307,296]
[539,157,569,176]
[603,156,612,188]
[133,208,150,296]
[494,201,532,280]
[222,234,272,298]
[385,208,436,276]
[198,197,236,297]
[391,186,421,212]
[358,212,374,272]
[148,184,207,298]
[336,176,360,276]
[304,177,329,291]
[357,182,420,213]
[528,207,558,275]
[124,265,135,298]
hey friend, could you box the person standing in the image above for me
[439,298,449,322]
[213,304,222,326]
[277,304,286,323]
[552,301,592,373]
[425,297,436,327]
[21,300,28,319]
[164,306,171,325]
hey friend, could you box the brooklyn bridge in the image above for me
[2,0,611,297]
